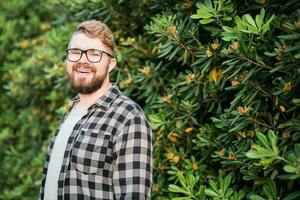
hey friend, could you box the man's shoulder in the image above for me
[113,90,146,119]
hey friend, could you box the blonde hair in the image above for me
[74,20,116,53]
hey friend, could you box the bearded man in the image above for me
[39,20,152,200]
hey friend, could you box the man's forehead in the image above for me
[68,32,104,49]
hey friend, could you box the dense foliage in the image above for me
[1,0,300,199]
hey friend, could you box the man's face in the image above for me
[66,33,114,94]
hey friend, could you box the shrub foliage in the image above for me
[1,0,300,199]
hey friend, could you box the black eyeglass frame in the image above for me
[65,48,114,63]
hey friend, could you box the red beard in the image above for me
[67,63,108,94]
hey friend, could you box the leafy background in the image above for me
[1,0,300,199]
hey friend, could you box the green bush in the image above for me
[1,0,300,199]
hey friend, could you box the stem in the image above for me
[239,54,271,70]
[256,85,270,97]
[278,156,291,164]
[251,118,273,129]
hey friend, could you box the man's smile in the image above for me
[74,67,94,78]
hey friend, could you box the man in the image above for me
[40,20,152,199]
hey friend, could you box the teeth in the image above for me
[77,69,91,73]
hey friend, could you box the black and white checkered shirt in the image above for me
[40,85,152,199]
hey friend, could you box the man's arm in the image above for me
[112,114,152,199]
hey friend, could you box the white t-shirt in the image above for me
[44,105,87,200]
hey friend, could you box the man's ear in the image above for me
[108,58,117,72]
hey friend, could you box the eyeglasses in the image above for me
[65,48,114,63]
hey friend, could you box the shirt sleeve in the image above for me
[112,114,152,199]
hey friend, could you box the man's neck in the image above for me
[77,81,112,109]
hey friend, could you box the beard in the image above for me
[67,63,108,94]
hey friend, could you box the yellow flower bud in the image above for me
[167,152,174,160]
[211,43,220,49]
[294,20,300,29]
[173,156,180,164]
[228,152,237,160]
[279,105,286,112]
[141,66,151,76]
[184,127,193,133]
[167,26,177,34]
[231,80,239,87]
[237,106,251,114]
[206,49,213,57]
[192,162,199,170]
[18,40,30,49]
[231,42,239,50]
[283,82,292,92]
[169,136,178,143]
[218,148,225,157]
[186,74,195,84]
[171,132,179,137]
[161,94,172,103]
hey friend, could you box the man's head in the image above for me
[66,20,116,94]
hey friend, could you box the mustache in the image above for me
[72,63,96,72]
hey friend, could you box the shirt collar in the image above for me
[68,84,120,111]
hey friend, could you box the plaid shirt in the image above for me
[40,85,152,199]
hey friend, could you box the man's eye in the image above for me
[92,53,101,56]
[91,51,101,56]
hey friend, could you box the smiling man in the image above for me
[39,20,152,200]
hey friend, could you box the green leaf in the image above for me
[278,121,293,129]
[226,188,233,198]
[240,28,255,34]
[262,180,277,199]
[223,16,232,21]
[249,194,266,200]
[205,188,220,197]
[199,18,215,24]
[159,44,174,58]
[208,179,219,193]
[149,110,166,130]
[294,144,300,158]
[195,185,206,199]
[168,46,180,60]
[200,58,212,73]
[246,150,272,159]
[267,130,278,155]
[283,165,298,173]
[221,31,239,41]
[255,8,265,30]
[172,197,193,200]
[277,33,300,40]
[256,132,271,150]
[278,174,300,180]
[190,14,203,19]
[222,175,231,194]
[168,184,190,195]
[222,26,235,33]
[233,191,246,200]
[197,11,214,19]
[244,14,257,28]
[235,16,247,29]
[177,171,187,188]
[261,14,275,35]
[203,0,213,10]
[229,120,250,132]
[283,191,300,200]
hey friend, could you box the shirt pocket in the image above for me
[71,129,113,174]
